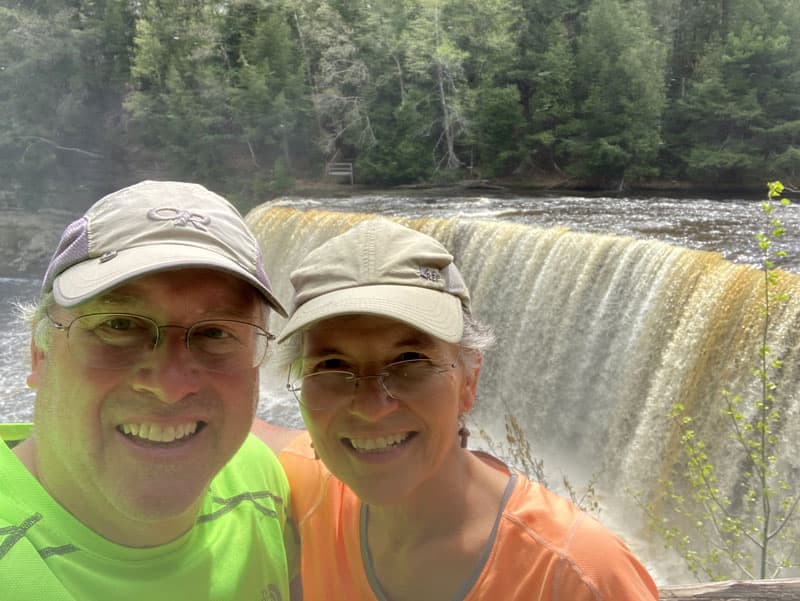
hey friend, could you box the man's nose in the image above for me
[131,330,202,403]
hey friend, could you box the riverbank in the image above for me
[289,174,771,199]
[490,171,773,195]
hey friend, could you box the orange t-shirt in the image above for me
[280,433,658,601]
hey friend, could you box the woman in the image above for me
[276,218,658,601]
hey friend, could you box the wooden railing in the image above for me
[659,578,800,599]
[326,161,354,185]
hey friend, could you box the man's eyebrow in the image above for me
[80,290,143,310]
[80,291,259,320]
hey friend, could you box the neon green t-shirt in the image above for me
[0,433,297,601]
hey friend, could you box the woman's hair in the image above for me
[458,310,495,370]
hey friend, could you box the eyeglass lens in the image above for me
[287,359,453,410]
[57,313,269,372]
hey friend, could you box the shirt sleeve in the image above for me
[551,511,659,600]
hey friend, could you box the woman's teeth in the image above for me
[348,432,411,452]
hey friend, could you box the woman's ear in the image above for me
[459,353,482,413]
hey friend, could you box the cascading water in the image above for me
[248,206,800,582]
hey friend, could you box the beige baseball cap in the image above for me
[42,180,287,316]
[277,219,470,343]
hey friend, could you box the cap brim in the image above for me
[277,284,463,343]
[52,244,287,316]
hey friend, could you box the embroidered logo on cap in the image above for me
[419,267,441,282]
[147,207,211,230]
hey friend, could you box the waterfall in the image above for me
[247,206,800,575]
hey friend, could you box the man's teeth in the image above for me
[119,422,198,442]
[348,433,410,452]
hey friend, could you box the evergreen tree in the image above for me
[290,0,373,163]
[443,0,523,176]
[402,0,469,172]
[564,0,666,186]
[526,20,576,175]
[469,85,525,177]
[673,1,800,183]
[0,0,133,208]
[350,1,435,183]
[221,2,311,179]
[125,0,231,176]
[125,0,310,200]
[441,0,520,88]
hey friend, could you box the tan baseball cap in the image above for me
[42,180,287,316]
[277,219,470,343]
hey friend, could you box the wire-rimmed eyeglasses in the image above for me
[286,357,457,411]
[47,312,274,373]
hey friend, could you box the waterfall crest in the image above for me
[247,205,800,514]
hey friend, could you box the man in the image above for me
[1,181,298,600]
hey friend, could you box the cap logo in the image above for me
[147,207,211,231]
[419,267,441,282]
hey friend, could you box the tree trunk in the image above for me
[659,578,800,600]
[432,5,460,169]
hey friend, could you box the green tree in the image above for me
[665,0,800,183]
[503,1,584,177]
[525,20,576,175]
[334,0,433,183]
[563,0,666,186]
[0,0,133,208]
[402,0,469,172]
[221,3,312,179]
[441,0,520,89]
[125,0,232,176]
[125,0,310,198]
[290,0,373,162]
[468,85,525,177]
[355,89,437,184]
[444,0,522,176]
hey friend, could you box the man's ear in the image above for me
[27,339,45,390]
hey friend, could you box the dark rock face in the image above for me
[0,210,75,278]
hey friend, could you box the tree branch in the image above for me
[20,136,104,159]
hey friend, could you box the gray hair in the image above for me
[458,311,496,370]
[16,293,55,351]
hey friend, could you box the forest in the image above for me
[1,0,799,209]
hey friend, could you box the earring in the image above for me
[457,414,470,449]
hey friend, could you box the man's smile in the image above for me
[118,421,204,443]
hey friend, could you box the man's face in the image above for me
[27,268,264,545]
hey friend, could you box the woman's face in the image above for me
[297,314,479,506]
